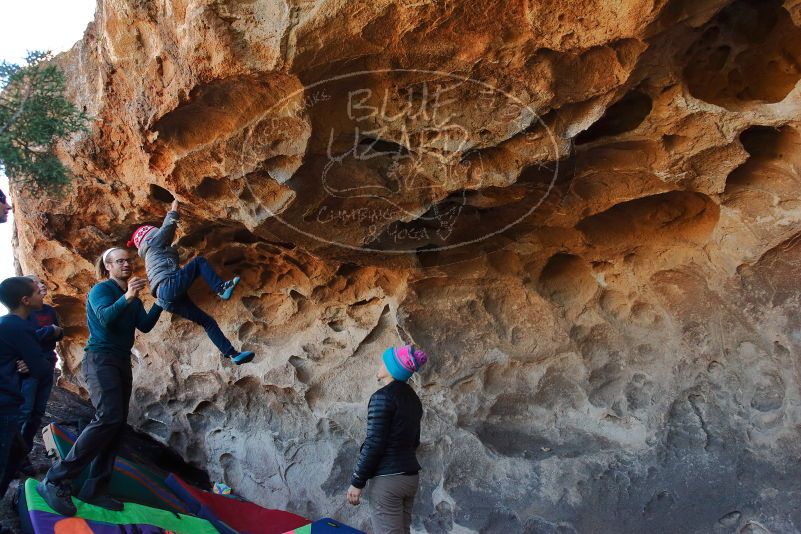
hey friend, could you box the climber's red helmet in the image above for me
[127,225,157,249]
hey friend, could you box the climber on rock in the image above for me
[347,344,428,534]
[37,248,163,516]
[127,199,254,365]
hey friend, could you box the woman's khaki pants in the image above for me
[369,473,419,534]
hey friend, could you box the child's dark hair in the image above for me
[0,277,36,310]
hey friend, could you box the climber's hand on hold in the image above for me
[171,199,179,212]
[347,485,362,505]
[16,360,29,374]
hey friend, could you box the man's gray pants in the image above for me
[45,351,132,498]
[369,473,419,534]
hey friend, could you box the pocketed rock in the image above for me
[10,0,801,531]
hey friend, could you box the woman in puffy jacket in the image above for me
[347,344,428,534]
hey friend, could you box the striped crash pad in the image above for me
[20,478,218,534]
[45,423,189,514]
[165,473,311,534]
[43,424,364,534]
[284,518,366,533]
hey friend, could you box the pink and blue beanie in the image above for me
[383,344,428,382]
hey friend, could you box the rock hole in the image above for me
[538,253,597,306]
[288,355,311,383]
[233,376,262,392]
[358,136,409,156]
[718,511,741,527]
[242,296,265,316]
[238,321,258,340]
[355,304,392,347]
[195,177,227,199]
[168,432,186,452]
[221,249,246,267]
[238,186,256,204]
[739,125,783,157]
[335,262,360,277]
[151,74,296,154]
[262,155,301,184]
[141,419,168,439]
[416,244,440,268]
[232,228,261,244]
[575,89,652,145]
[643,489,675,516]
[683,0,801,108]
[725,125,801,193]
[149,184,175,203]
[352,297,380,307]
[576,191,719,248]
[219,452,237,485]
[176,225,215,248]
[328,319,346,332]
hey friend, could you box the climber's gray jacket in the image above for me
[138,210,180,295]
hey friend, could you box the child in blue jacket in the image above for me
[0,277,55,496]
[18,275,62,469]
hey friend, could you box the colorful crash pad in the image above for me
[284,518,365,533]
[46,423,189,514]
[165,473,311,534]
[21,478,218,534]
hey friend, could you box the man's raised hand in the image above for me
[125,276,146,301]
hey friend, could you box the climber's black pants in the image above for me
[45,351,132,498]
[156,257,235,356]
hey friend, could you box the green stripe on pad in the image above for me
[23,479,218,534]
[48,423,189,514]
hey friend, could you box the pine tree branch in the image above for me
[0,74,34,136]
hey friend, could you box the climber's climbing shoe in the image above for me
[218,276,240,301]
[37,479,77,517]
[231,351,255,365]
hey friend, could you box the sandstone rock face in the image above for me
[11,0,801,531]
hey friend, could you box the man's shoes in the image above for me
[17,456,35,477]
[77,492,124,512]
[230,351,255,365]
[217,276,241,300]
[36,479,76,516]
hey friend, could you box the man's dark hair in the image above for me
[0,276,36,309]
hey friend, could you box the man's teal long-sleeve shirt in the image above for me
[85,279,162,356]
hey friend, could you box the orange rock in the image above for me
[10,0,801,530]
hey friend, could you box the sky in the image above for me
[0,0,97,283]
